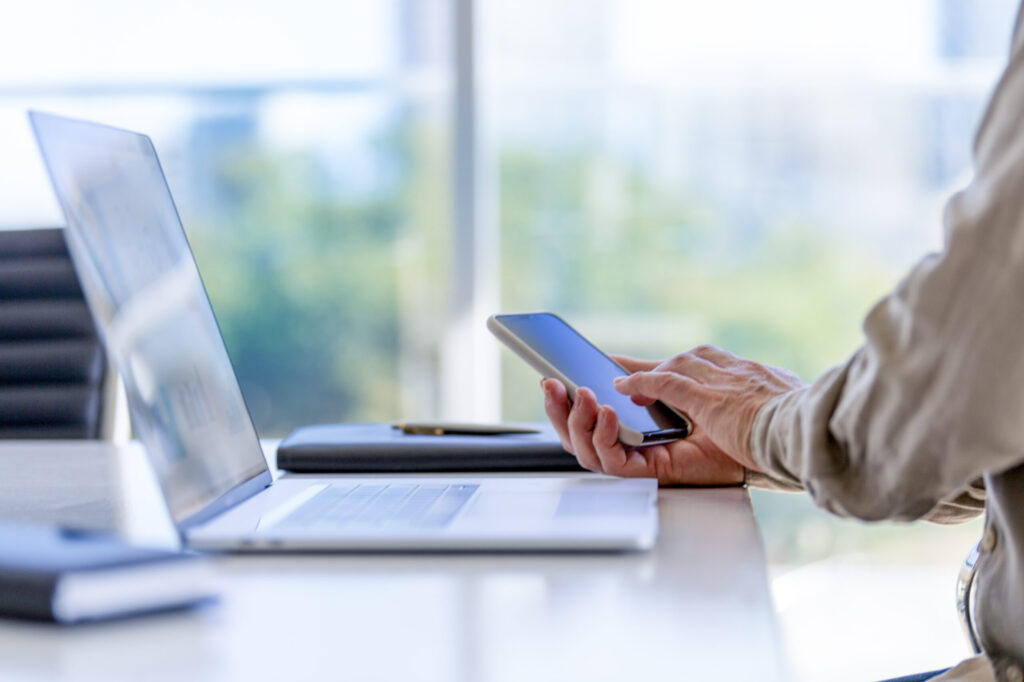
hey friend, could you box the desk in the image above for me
[0,442,790,682]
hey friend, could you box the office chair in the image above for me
[0,227,119,439]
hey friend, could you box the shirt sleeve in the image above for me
[743,460,985,524]
[747,27,1024,523]
[920,480,986,525]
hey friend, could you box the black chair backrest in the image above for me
[0,228,108,439]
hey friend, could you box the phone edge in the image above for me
[487,313,650,447]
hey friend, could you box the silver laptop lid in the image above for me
[30,111,273,529]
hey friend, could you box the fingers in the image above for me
[590,406,656,478]
[615,346,734,398]
[609,354,660,374]
[541,379,573,453]
[576,400,660,480]
[567,388,602,472]
[544,380,640,475]
[614,370,706,416]
[553,390,683,482]
[590,404,627,471]
[610,348,733,387]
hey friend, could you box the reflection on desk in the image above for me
[0,442,790,682]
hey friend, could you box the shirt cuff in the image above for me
[747,388,806,491]
[743,468,805,492]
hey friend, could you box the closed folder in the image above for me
[276,422,584,473]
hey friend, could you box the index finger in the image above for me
[614,370,706,415]
[609,354,661,374]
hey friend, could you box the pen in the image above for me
[391,422,541,436]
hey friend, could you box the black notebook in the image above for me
[0,523,216,623]
[277,422,584,473]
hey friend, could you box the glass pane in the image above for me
[0,0,453,436]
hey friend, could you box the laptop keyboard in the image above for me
[274,483,480,530]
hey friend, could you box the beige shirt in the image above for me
[747,5,1024,681]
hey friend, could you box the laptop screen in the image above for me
[30,111,271,527]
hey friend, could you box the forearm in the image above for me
[749,327,1005,523]
[745,433,985,523]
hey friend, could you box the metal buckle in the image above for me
[956,540,982,654]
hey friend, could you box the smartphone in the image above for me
[487,312,692,447]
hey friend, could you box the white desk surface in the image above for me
[0,441,790,682]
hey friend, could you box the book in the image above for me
[276,422,583,473]
[0,522,217,623]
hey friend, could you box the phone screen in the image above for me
[495,313,688,437]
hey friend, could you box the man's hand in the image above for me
[541,347,805,485]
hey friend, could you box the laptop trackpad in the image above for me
[467,490,651,521]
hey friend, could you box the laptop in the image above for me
[29,111,658,552]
